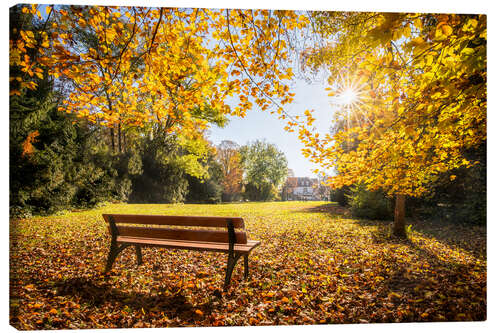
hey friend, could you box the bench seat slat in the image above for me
[116,225,248,244]
[116,236,260,254]
[103,214,245,228]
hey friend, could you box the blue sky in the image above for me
[209,79,335,178]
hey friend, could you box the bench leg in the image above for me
[244,254,249,279]
[135,245,143,266]
[105,241,118,273]
[104,243,129,273]
[224,253,242,290]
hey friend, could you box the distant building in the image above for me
[282,176,329,201]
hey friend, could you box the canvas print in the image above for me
[9,3,486,329]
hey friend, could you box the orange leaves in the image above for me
[21,130,39,157]
[303,109,316,126]
[23,284,35,291]
[78,18,86,27]
[9,202,486,328]
[438,23,453,37]
[20,30,35,44]
[262,291,276,298]
[435,22,453,41]
[11,6,302,140]
[216,141,244,197]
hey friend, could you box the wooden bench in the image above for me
[102,214,260,289]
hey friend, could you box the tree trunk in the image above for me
[393,193,407,238]
[122,129,126,153]
[110,126,115,153]
[106,94,115,153]
[118,122,122,153]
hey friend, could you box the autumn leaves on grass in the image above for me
[10,202,486,328]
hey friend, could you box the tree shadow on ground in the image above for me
[298,202,485,261]
[295,204,485,320]
[353,218,485,261]
[296,202,485,278]
[349,219,484,281]
[406,219,486,260]
[347,219,485,320]
[295,203,349,217]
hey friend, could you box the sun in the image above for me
[338,87,360,107]
[331,75,366,114]
[329,74,376,130]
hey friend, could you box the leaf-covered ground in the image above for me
[9,202,486,329]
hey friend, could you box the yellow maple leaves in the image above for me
[296,12,486,197]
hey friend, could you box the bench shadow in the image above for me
[50,276,209,317]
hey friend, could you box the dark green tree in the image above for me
[10,6,136,216]
[186,150,224,204]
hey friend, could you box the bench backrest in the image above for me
[103,214,247,244]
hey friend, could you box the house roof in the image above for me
[286,177,318,187]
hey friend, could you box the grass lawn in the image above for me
[9,201,486,329]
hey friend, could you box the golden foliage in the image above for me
[294,13,486,196]
[10,6,304,137]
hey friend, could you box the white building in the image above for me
[282,177,327,201]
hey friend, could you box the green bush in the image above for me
[406,143,485,225]
[330,186,350,206]
[243,183,279,201]
[186,155,223,204]
[186,176,222,204]
[348,184,393,220]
